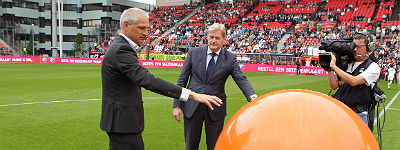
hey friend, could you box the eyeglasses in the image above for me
[355,45,366,49]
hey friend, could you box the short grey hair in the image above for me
[120,8,149,29]
[207,23,226,37]
[354,33,371,45]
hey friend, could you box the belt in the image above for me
[349,104,369,113]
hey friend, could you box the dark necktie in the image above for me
[206,53,217,80]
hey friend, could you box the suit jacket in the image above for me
[101,35,183,133]
[173,46,255,121]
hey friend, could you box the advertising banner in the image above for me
[139,60,184,68]
[138,54,185,61]
[0,56,104,64]
[0,56,40,63]
[0,57,327,76]
[58,58,103,64]
[239,63,328,76]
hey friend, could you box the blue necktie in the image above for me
[206,53,217,80]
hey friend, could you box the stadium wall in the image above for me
[156,0,200,7]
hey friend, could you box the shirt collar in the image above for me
[207,47,221,56]
[119,33,138,50]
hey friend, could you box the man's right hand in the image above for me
[173,107,183,123]
[189,92,222,110]
[330,52,337,69]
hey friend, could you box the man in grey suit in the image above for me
[173,23,258,150]
[101,8,222,150]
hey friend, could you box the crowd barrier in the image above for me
[0,56,328,76]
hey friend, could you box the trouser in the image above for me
[357,112,368,126]
[297,67,300,74]
[368,108,375,132]
[184,104,224,150]
[106,132,144,150]
[352,104,374,132]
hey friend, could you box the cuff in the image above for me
[247,94,258,102]
[179,88,191,101]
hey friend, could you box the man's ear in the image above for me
[123,21,129,30]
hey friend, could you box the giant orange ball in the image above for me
[215,89,379,150]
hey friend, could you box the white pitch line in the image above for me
[374,90,400,126]
[0,99,101,107]
[0,97,249,107]
[386,108,400,110]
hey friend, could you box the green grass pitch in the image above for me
[0,63,399,150]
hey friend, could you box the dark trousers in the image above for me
[368,108,375,132]
[184,104,224,150]
[297,66,300,74]
[106,132,144,150]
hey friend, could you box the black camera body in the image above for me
[318,40,356,71]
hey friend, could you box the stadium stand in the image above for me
[150,1,255,54]
[149,3,198,37]
[283,0,321,14]
[135,0,400,67]
[3,0,400,68]
[376,0,395,22]
[0,39,12,56]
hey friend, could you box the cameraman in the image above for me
[328,32,381,127]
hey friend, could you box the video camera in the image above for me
[318,39,356,71]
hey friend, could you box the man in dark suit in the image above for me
[172,23,258,150]
[101,8,222,150]
[296,60,301,75]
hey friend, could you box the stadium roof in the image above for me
[130,0,156,5]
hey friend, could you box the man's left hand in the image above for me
[330,52,337,69]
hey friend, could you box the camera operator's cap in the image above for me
[355,31,376,52]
